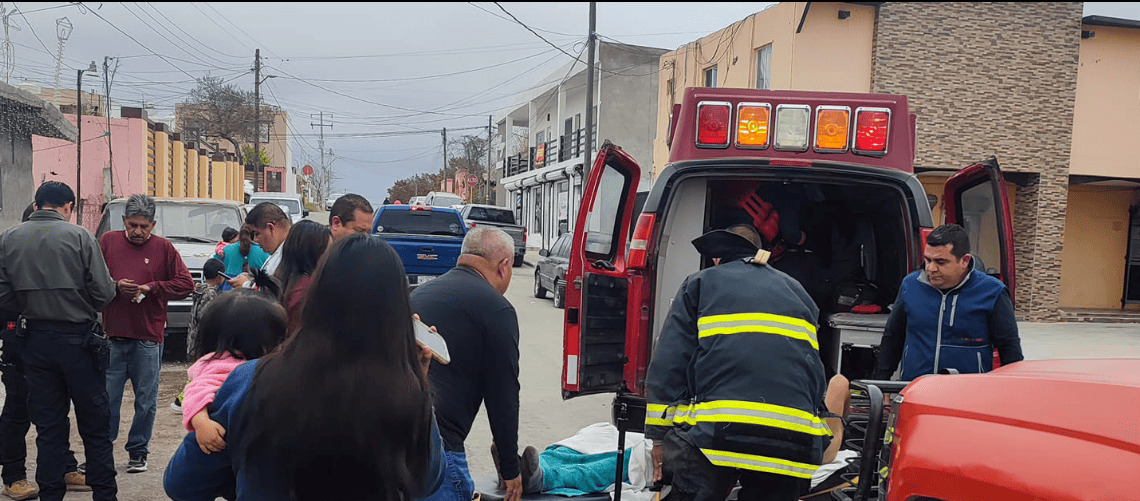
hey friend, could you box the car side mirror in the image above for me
[539,249,549,257]
[303,209,310,217]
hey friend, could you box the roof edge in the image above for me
[1083,15,1140,30]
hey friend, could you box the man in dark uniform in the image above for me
[645,223,832,501]
[0,203,89,500]
[0,182,119,501]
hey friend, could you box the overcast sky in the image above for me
[4,2,1137,205]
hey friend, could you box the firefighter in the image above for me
[645,222,831,501]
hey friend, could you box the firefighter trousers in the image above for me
[661,428,808,501]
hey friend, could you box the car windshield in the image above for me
[468,206,515,224]
[376,210,463,236]
[250,198,301,214]
[431,194,463,207]
[103,202,243,241]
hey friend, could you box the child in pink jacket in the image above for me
[180,284,287,454]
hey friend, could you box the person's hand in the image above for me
[138,284,151,295]
[416,342,432,377]
[191,412,227,454]
[228,273,251,288]
[502,475,523,501]
[652,443,664,483]
[217,248,225,258]
[117,279,139,296]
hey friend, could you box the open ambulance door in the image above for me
[942,156,1016,298]
[562,142,641,399]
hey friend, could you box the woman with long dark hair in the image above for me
[215,224,271,279]
[164,234,443,501]
[274,220,331,333]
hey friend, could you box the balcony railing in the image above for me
[501,126,596,179]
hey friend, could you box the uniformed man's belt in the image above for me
[24,320,90,334]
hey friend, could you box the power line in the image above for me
[9,2,52,56]
[200,2,279,59]
[142,2,247,61]
[187,2,253,53]
[277,46,559,84]
[75,1,197,79]
[467,2,577,37]
[492,2,578,60]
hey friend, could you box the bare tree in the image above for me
[176,76,267,186]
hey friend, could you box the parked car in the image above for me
[371,205,467,289]
[95,197,247,362]
[248,192,307,224]
[326,193,344,211]
[424,191,464,208]
[534,232,571,308]
[457,204,527,267]
[408,196,426,206]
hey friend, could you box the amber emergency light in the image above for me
[814,106,851,153]
[736,103,771,149]
[696,101,732,148]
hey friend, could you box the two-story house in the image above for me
[495,41,668,251]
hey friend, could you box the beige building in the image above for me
[653,3,1140,321]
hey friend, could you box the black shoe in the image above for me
[126,453,147,473]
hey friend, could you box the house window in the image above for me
[756,44,772,90]
[704,66,718,88]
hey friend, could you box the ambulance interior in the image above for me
[652,176,915,379]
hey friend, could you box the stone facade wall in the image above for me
[871,2,1083,320]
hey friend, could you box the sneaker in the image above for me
[64,471,91,492]
[171,397,182,413]
[2,479,39,500]
[126,453,148,473]
[520,446,544,494]
[76,462,85,475]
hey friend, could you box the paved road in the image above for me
[16,249,1140,499]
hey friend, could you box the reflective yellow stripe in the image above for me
[701,449,819,479]
[697,313,818,350]
[673,400,831,436]
[645,403,677,428]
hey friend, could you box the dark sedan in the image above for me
[534,233,571,308]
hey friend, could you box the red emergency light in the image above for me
[696,101,731,148]
[853,107,891,156]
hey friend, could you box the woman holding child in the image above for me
[164,234,443,501]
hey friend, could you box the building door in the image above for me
[1124,206,1140,306]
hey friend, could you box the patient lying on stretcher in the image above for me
[491,375,853,500]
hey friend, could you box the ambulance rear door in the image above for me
[561,143,642,399]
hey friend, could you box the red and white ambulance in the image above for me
[560,86,1016,418]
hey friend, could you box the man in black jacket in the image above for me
[411,227,524,501]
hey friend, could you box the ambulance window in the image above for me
[958,182,1001,276]
[583,165,628,258]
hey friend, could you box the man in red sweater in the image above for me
[98,194,193,474]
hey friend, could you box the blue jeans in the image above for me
[106,338,162,457]
[419,450,474,501]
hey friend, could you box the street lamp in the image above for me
[76,61,97,226]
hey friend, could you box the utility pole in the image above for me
[75,61,95,226]
[253,48,261,191]
[582,1,597,181]
[311,112,333,199]
[487,114,493,204]
[103,56,117,200]
[442,127,448,192]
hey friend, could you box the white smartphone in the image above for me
[414,316,451,365]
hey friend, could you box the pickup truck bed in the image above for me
[458,204,526,266]
[371,205,467,287]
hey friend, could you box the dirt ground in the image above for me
[8,362,192,500]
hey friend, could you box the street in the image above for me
[8,244,1140,499]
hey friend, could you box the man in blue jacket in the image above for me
[874,224,1023,380]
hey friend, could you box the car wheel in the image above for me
[553,279,566,309]
[533,270,548,299]
[514,254,524,268]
